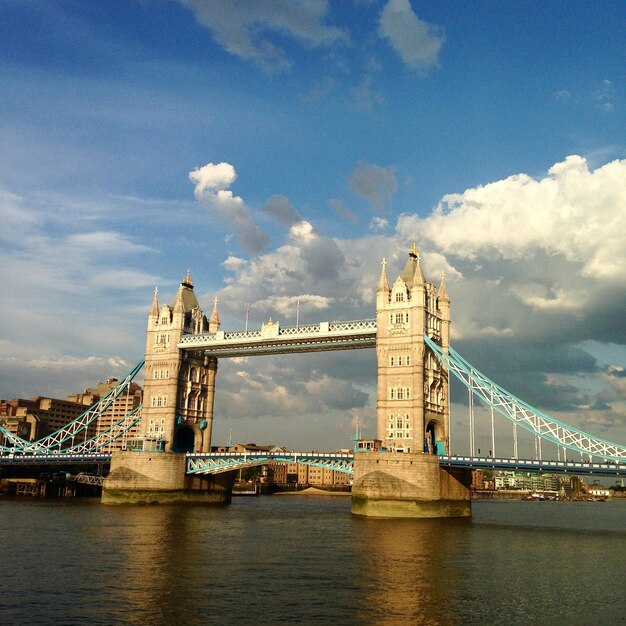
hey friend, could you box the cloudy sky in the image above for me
[1,1,625,456]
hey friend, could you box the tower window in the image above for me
[389,386,411,400]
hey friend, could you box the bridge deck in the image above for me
[1,451,623,477]
[185,452,626,477]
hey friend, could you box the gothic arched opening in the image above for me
[425,420,445,455]
[173,425,195,453]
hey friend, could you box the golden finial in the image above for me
[410,240,418,256]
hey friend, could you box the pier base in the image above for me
[351,452,471,518]
[102,451,234,505]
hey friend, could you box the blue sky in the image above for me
[1,0,625,455]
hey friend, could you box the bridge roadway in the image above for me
[185,451,626,477]
[1,451,624,477]
[177,319,377,357]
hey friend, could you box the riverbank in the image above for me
[274,486,350,496]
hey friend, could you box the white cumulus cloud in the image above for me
[189,161,239,200]
[189,161,269,253]
[400,155,626,282]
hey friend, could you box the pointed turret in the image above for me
[209,297,221,332]
[438,271,449,302]
[438,271,450,351]
[412,249,425,287]
[377,258,390,292]
[149,287,159,319]
[376,257,391,308]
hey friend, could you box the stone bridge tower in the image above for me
[142,272,219,453]
[375,243,450,455]
[352,244,470,518]
[102,272,233,505]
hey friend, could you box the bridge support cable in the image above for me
[0,360,144,454]
[448,376,452,453]
[490,400,496,458]
[424,335,626,461]
[468,388,475,456]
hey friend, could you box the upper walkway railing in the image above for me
[178,319,377,357]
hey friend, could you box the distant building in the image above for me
[471,469,495,491]
[586,481,610,498]
[0,396,91,445]
[494,471,571,493]
[67,378,143,452]
[305,465,351,487]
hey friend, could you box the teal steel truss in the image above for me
[186,451,355,475]
[424,335,626,461]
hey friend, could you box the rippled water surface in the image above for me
[0,496,624,625]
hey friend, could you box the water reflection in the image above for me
[353,517,469,625]
[105,505,217,624]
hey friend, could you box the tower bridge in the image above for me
[2,244,625,516]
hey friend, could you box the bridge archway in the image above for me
[173,424,197,453]
[425,419,445,455]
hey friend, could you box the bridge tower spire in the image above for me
[142,271,218,453]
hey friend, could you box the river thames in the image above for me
[0,496,624,625]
